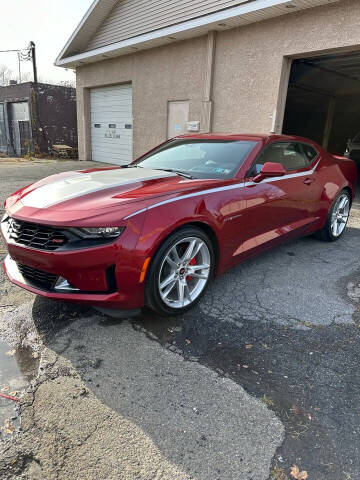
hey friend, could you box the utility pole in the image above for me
[29,41,37,84]
[17,52,21,83]
[29,41,41,153]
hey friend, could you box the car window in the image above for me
[135,139,257,179]
[300,143,318,163]
[248,142,315,176]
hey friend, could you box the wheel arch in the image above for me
[342,185,353,206]
[146,220,220,280]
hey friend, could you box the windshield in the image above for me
[134,139,257,179]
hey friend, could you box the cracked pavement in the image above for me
[0,160,360,480]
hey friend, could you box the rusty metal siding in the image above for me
[0,82,31,102]
[86,0,253,51]
[35,84,77,153]
[0,82,77,156]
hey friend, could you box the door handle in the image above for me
[303,177,314,185]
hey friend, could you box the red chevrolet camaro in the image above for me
[1,134,357,317]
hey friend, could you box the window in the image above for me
[135,139,257,180]
[248,142,317,177]
[300,143,318,163]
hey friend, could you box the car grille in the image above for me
[6,217,68,251]
[17,263,58,290]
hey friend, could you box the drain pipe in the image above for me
[202,30,217,133]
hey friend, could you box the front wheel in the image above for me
[314,189,351,242]
[145,227,215,316]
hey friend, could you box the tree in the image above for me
[0,64,14,86]
[59,79,76,88]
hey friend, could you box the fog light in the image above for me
[54,277,79,292]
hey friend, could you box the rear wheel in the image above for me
[145,227,215,316]
[315,189,351,242]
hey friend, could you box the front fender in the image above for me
[135,197,221,268]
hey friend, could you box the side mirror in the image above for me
[253,162,286,183]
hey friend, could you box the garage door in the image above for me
[90,84,133,165]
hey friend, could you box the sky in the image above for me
[0,0,92,84]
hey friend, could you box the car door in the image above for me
[236,141,322,258]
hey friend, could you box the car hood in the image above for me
[5,166,220,225]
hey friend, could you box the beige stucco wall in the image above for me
[76,36,207,160]
[212,0,360,135]
[76,0,360,161]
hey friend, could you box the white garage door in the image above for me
[90,84,133,165]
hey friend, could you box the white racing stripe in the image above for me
[20,168,176,209]
[124,160,321,219]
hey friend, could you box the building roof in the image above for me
[56,0,340,68]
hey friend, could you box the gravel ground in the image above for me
[0,160,359,480]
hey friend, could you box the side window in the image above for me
[300,143,318,163]
[248,142,315,177]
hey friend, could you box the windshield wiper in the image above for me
[153,168,194,179]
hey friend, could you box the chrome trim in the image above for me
[124,160,321,219]
[54,277,80,292]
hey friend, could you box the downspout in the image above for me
[202,30,216,133]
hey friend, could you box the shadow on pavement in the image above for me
[31,226,360,480]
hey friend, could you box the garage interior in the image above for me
[282,50,360,157]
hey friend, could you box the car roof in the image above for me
[175,133,316,143]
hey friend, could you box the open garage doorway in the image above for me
[282,51,360,157]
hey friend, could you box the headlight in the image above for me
[76,227,125,238]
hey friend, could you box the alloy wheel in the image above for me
[331,193,350,237]
[158,236,211,309]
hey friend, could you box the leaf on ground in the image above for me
[6,350,16,356]
[185,339,191,345]
[290,465,308,479]
[245,344,253,349]
[4,420,14,434]
[242,365,249,369]
[1,386,9,392]
[31,351,40,359]
[272,464,288,480]
[9,391,18,397]
[292,404,303,415]
[263,395,274,407]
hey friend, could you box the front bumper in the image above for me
[3,255,121,305]
[1,227,147,310]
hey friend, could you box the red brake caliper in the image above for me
[187,257,196,281]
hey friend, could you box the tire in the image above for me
[314,189,351,242]
[145,226,215,316]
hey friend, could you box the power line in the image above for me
[0,48,28,53]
